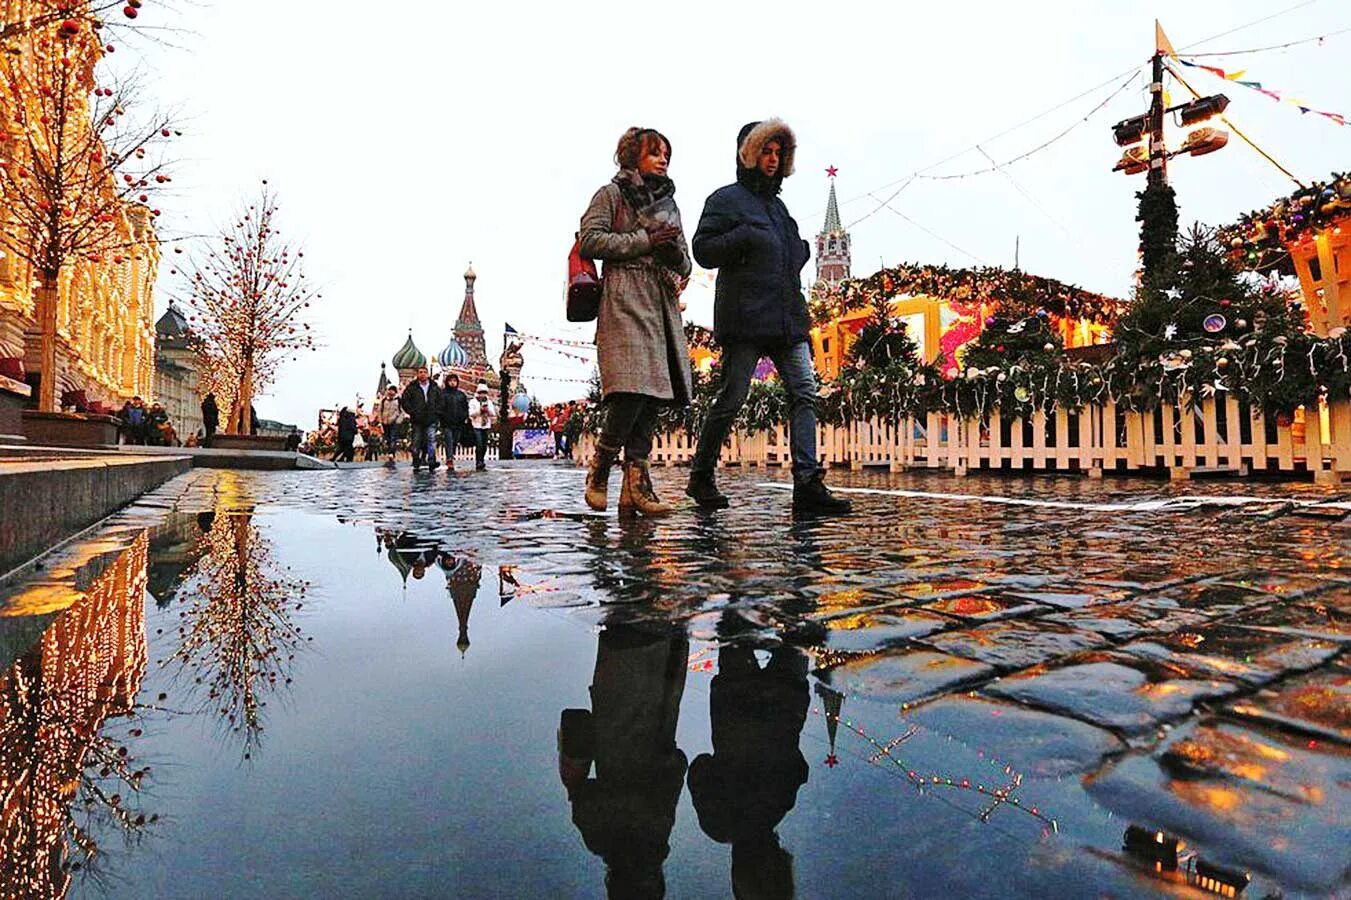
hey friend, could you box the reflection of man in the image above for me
[559,624,689,899]
[688,643,810,900]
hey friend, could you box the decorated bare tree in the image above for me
[0,0,157,49]
[0,12,175,409]
[177,182,319,434]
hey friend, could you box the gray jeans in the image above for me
[691,340,822,483]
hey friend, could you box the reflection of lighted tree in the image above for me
[0,532,154,897]
[166,508,310,759]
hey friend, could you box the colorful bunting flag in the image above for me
[1178,58,1346,125]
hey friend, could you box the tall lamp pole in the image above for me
[1147,50,1168,188]
[1111,22,1230,178]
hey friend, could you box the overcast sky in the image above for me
[131,0,1350,428]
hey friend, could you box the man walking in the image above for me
[439,373,470,471]
[400,365,442,470]
[374,385,403,462]
[686,119,850,515]
[467,382,497,471]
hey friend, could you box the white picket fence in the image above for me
[575,397,1351,482]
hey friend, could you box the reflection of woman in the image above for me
[688,644,810,900]
[559,623,689,898]
[580,127,694,517]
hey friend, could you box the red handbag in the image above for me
[567,234,601,323]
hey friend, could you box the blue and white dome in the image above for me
[438,336,469,369]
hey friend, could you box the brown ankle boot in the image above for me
[619,458,673,517]
[585,442,620,511]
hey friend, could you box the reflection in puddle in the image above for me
[1121,826,1251,897]
[559,624,688,898]
[0,465,1345,897]
[376,528,483,653]
[688,644,810,899]
[161,509,311,760]
[0,533,153,897]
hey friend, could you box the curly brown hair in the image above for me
[615,127,672,170]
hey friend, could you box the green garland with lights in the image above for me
[1217,171,1351,274]
[812,263,1122,327]
[583,225,1351,436]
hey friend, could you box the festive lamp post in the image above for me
[1112,22,1229,289]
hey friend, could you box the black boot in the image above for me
[685,469,729,509]
[792,476,852,515]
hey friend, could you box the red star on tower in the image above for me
[826,166,839,178]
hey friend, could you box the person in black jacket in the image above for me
[334,406,358,462]
[687,119,850,515]
[201,393,219,446]
[399,365,442,470]
[438,373,470,471]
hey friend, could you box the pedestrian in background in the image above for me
[400,365,442,471]
[335,406,358,462]
[550,404,570,459]
[579,126,693,517]
[468,382,497,471]
[147,402,171,446]
[687,119,850,516]
[374,385,403,462]
[119,395,148,445]
[439,372,470,471]
[201,393,219,446]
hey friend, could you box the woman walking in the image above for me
[579,127,693,516]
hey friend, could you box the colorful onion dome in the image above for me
[438,336,469,369]
[391,331,426,370]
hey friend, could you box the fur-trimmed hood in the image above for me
[736,119,796,177]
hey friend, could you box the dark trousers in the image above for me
[204,424,216,447]
[442,425,462,465]
[554,432,566,458]
[473,428,490,468]
[384,421,402,458]
[692,341,822,483]
[411,422,438,467]
[599,392,660,460]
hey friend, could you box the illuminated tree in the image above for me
[0,1,159,49]
[177,182,320,434]
[0,12,175,409]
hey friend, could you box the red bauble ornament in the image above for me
[996,345,1005,353]
[123,6,137,18]
[1220,298,1232,308]
[59,18,80,36]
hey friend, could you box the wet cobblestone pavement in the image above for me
[1,462,1347,898]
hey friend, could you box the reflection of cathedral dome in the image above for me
[392,331,426,370]
[438,336,469,369]
[440,555,481,658]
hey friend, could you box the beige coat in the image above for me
[580,183,693,404]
